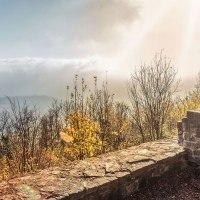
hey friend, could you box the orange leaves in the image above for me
[59,131,74,143]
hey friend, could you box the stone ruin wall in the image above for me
[178,110,200,165]
[0,137,186,200]
[3,112,198,199]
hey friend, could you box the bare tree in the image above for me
[128,52,179,141]
[40,99,64,152]
[0,110,11,158]
[7,97,41,173]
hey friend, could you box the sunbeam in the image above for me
[178,0,200,75]
[115,0,176,70]
[100,0,176,78]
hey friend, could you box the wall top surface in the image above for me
[0,137,184,200]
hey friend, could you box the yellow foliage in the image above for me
[0,156,10,180]
[62,113,102,160]
[173,91,200,121]
[164,91,200,136]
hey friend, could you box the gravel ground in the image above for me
[126,167,200,200]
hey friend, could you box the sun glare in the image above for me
[178,0,200,74]
[116,0,176,67]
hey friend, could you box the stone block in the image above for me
[119,180,139,198]
[179,110,200,166]
[196,127,200,138]
[182,117,188,133]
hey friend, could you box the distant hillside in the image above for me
[0,95,55,111]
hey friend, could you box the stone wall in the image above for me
[0,137,186,200]
[178,110,200,165]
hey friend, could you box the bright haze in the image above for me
[0,0,199,100]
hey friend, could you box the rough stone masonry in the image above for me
[178,110,200,166]
[1,112,196,200]
[0,137,186,200]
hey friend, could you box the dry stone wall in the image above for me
[0,137,186,200]
[178,110,200,165]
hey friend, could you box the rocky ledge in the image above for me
[0,137,186,200]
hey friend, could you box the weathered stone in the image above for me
[179,110,200,166]
[182,117,188,132]
[16,184,41,200]
[119,180,139,198]
[0,137,186,200]
[104,161,121,174]
[196,127,200,138]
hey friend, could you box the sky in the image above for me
[0,0,199,99]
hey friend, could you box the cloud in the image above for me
[75,0,139,41]
[0,0,139,99]
[0,57,98,72]
[0,57,103,98]
[0,57,130,100]
[0,0,139,58]
[42,0,140,57]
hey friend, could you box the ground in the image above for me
[126,166,200,200]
